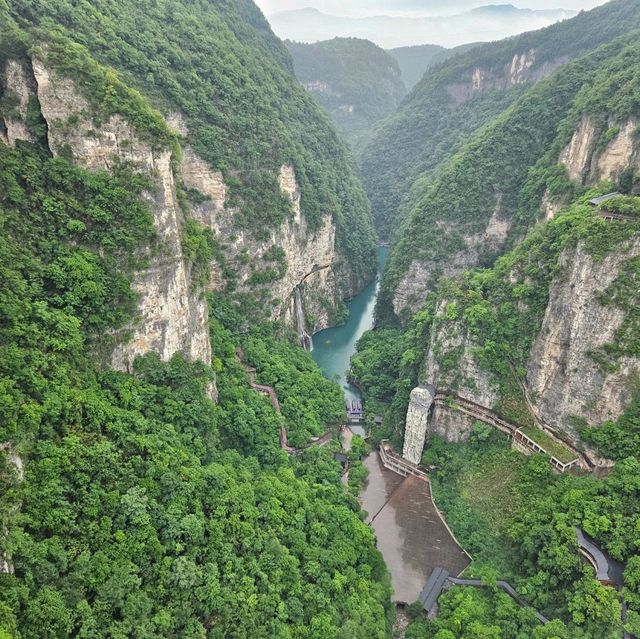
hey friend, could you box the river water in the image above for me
[311,246,470,603]
[312,246,389,435]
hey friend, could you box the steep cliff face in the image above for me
[17,58,213,371]
[181,151,342,333]
[557,115,640,189]
[391,200,509,319]
[421,300,499,442]
[445,50,567,104]
[526,238,640,440]
[408,203,640,449]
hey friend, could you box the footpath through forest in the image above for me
[235,347,334,454]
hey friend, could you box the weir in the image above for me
[294,286,312,351]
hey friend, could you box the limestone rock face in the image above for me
[392,196,509,320]
[422,299,499,442]
[559,115,640,186]
[1,60,36,146]
[445,50,567,104]
[402,385,435,464]
[597,119,639,181]
[559,115,597,182]
[182,156,341,332]
[526,238,640,440]
[26,59,212,371]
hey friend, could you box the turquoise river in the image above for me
[312,246,389,430]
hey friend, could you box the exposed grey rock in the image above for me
[30,58,211,371]
[526,238,640,440]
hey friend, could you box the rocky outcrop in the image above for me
[1,442,23,576]
[402,385,435,464]
[526,238,640,440]
[559,115,640,186]
[446,50,567,104]
[1,59,36,146]
[597,119,639,181]
[392,197,509,319]
[559,115,597,183]
[182,157,341,332]
[420,299,499,442]
[5,57,212,372]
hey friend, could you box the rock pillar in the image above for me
[402,385,436,465]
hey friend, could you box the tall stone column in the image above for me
[402,385,435,465]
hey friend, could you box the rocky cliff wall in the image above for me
[445,50,568,104]
[392,197,510,319]
[526,238,640,440]
[414,235,640,447]
[2,57,212,372]
[3,52,357,369]
[558,115,640,189]
[181,151,343,334]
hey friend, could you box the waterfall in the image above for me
[294,287,313,351]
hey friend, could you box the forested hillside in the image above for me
[286,37,406,150]
[378,25,640,324]
[353,192,640,637]
[362,0,640,238]
[388,43,479,91]
[0,1,393,637]
[3,0,377,325]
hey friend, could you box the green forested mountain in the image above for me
[362,0,640,238]
[378,23,640,322]
[0,1,392,637]
[387,44,445,90]
[286,37,406,150]
[3,0,377,284]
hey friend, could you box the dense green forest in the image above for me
[387,43,479,91]
[0,133,391,639]
[286,38,406,151]
[362,0,640,238]
[352,191,640,637]
[377,28,640,321]
[2,0,376,284]
[0,0,395,636]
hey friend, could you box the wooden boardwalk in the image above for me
[434,392,582,472]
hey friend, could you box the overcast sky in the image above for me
[255,0,609,47]
[255,0,607,16]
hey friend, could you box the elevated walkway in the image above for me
[434,391,582,472]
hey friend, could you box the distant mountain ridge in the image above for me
[268,4,577,48]
[286,37,407,150]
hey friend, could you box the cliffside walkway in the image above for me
[419,568,549,625]
[576,527,624,586]
[235,348,334,454]
[434,392,582,472]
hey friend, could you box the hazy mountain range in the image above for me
[265,4,578,47]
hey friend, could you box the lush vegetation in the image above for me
[362,0,640,238]
[377,29,640,320]
[3,0,377,285]
[0,6,394,634]
[0,133,392,637]
[401,429,640,638]
[286,38,406,151]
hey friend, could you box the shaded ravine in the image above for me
[312,246,388,435]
